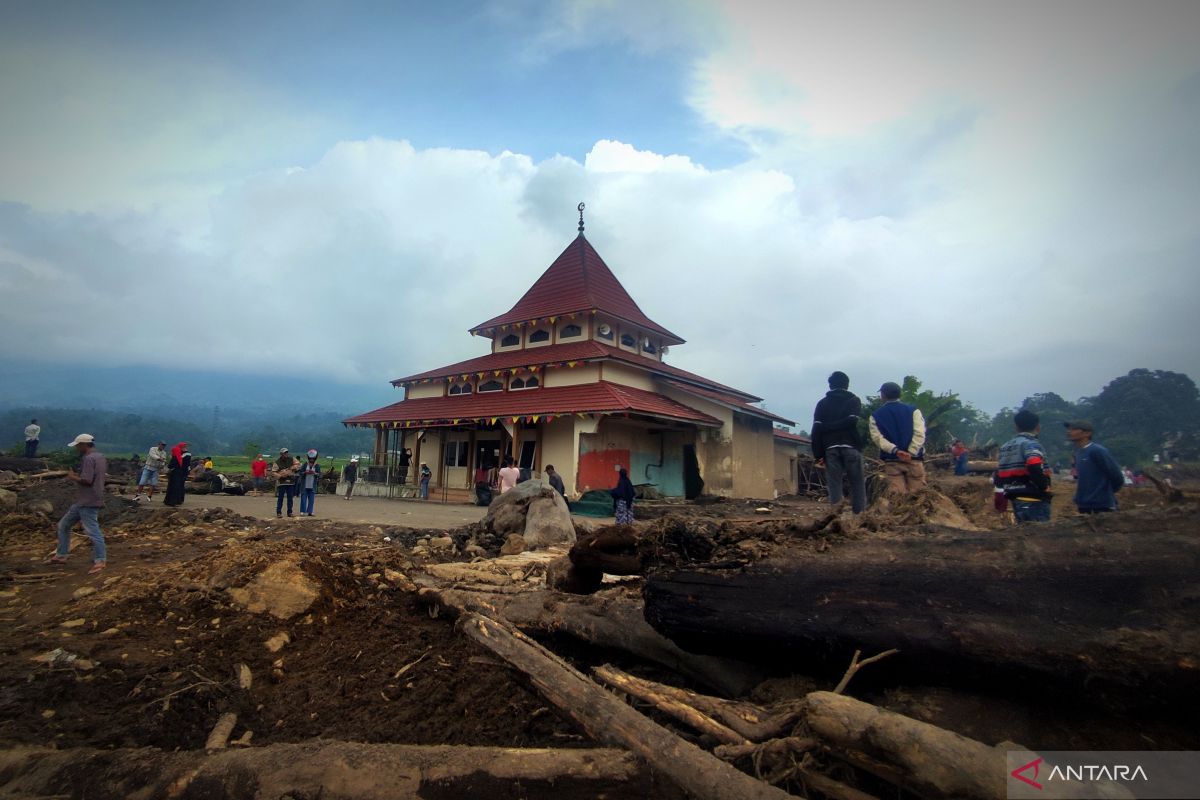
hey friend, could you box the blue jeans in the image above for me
[1013,499,1051,523]
[300,487,316,514]
[57,504,106,562]
[276,485,294,515]
[954,453,969,475]
[419,478,430,499]
[825,447,866,514]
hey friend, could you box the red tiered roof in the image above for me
[470,235,684,345]
[343,381,722,428]
[393,340,761,402]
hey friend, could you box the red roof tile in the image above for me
[663,379,796,426]
[470,236,684,344]
[773,429,812,444]
[392,340,761,402]
[343,381,722,428]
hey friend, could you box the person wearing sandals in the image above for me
[47,433,108,574]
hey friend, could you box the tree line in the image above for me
[857,369,1200,469]
[2,407,373,459]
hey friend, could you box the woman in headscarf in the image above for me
[164,442,190,507]
[611,467,636,525]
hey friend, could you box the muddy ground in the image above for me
[1,472,1196,798]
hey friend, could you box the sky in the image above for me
[1,0,1198,426]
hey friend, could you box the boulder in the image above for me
[0,470,18,484]
[484,479,568,540]
[0,488,16,511]
[25,499,54,515]
[524,494,577,548]
[227,560,320,620]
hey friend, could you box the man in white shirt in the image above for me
[24,419,41,458]
[135,441,168,501]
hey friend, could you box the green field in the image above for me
[103,453,356,477]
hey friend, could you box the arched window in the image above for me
[448,383,472,395]
[560,324,582,339]
[529,329,550,343]
[620,333,636,348]
[511,375,539,390]
[525,375,539,388]
[479,380,503,393]
[500,334,520,347]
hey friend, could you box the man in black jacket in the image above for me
[811,371,866,513]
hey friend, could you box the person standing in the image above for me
[24,419,41,458]
[951,439,970,476]
[810,371,866,514]
[164,442,191,507]
[418,462,432,499]
[1065,421,1124,513]
[136,440,168,501]
[47,434,107,574]
[995,410,1053,523]
[342,457,359,500]
[498,458,520,494]
[611,467,636,524]
[397,448,412,485]
[869,381,927,495]
[274,448,298,517]
[545,464,566,497]
[250,454,268,496]
[474,463,492,505]
[298,449,321,516]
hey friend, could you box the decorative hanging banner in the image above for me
[529,366,539,373]
[531,415,540,423]
[500,325,508,331]
[530,318,538,326]
[489,417,498,425]
[476,372,485,379]
[566,361,577,368]
[511,417,520,424]
[548,316,557,324]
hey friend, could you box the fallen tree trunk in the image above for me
[456,612,793,800]
[803,691,1005,800]
[418,585,763,696]
[0,741,677,800]
[644,516,1200,708]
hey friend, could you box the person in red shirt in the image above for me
[250,454,268,496]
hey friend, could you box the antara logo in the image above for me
[1049,764,1149,782]
[1012,757,1044,789]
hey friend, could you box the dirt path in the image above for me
[150,491,489,528]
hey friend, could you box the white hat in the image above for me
[67,434,95,447]
[307,449,318,458]
[350,456,360,462]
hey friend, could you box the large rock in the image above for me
[227,560,320,620]
[25,499,54,515]
[484,479,550,537]
[524,494,577,548]
[0,488,16,511]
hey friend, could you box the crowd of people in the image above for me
[32,382,1145,578]
[810,371,1130,523]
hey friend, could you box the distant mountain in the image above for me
[0,360,399,455]
[0,360,398,415]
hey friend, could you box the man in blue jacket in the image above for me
[811,371,866,513]
[1065,420,1124,513]
[869,381,927,495]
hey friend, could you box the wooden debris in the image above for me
[456,612,792,800]
[204,712,238,750]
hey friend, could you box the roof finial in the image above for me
[577,202,586,235]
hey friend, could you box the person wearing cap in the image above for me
[869,381,927,495]
[24,419,41,458]
[135,440,169,501]
[419,461,432,499]
[298,449,322,516]
[164,442,191,506]
[250,453,268,496]
[47,434,108,574]
[1065,421,1124,513]
[811,371,866,514]
[995,409,1053,523]
[274,447,298,517]
[342,456,359,500]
